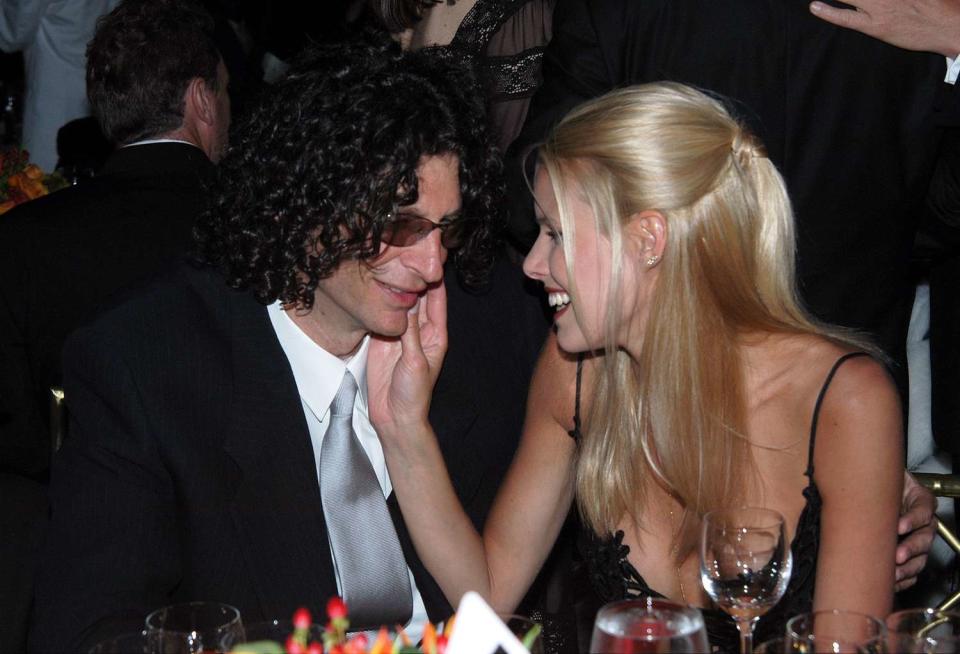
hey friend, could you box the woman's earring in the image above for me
[646,254,660,267]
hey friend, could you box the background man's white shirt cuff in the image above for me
[946,55,960,84]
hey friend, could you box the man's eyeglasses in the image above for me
[380,213,470,250]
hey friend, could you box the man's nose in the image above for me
[406,230,446,282]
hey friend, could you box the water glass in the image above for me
[589,598,710,653]
[144,602,244,653]
[786,609,886,653]
[700,507,792,654]
[886,608,960,653]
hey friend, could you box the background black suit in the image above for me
[0,142,215,480]
[0,142,214,654]
[30,258,548,652]
[508,0,954,397]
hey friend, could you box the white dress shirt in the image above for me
[267,302,427,640]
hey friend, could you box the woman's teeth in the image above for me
[548,291,571,308]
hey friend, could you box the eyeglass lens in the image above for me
[382,216,466,249]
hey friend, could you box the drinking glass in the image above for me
[144,602,244,653]
[87,632,151,654]
[700,507,792,654]
[886,608,960,653]
[589,598,710,653]
[786,609,886,653]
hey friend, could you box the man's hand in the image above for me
[810,0,960,58]
[896,471,938,591]
[367,281,448,435]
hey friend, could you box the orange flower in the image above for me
[23,164,44,180]
[8,171,48,200]
[368,628,391,654]
[0,200,15,215]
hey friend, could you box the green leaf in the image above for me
[521,624,542,650]
[229,640,286,654]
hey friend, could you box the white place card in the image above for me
[446,592,530,654]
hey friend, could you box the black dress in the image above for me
[570,353,869,653]
[445,0,555,150]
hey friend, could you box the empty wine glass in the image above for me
[700,507,792,654]
[144,602,244,654]
[786,609,886,654]
[886,608,960,653]
[589,598,710,653]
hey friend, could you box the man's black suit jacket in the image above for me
[29,259,548,652]
[508,0,957,392]
[0,143,215,480]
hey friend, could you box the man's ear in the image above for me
[624,210,667,267]
[185,76,217,127]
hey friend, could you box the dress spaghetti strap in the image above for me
[567,353,585,441]
[805,352,871,478]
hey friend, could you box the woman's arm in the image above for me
[811,355,904,617]
[374,328,579,613]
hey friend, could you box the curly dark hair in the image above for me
[194,40,503,308]
[86,0,220,145]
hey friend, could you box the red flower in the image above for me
[347,633,368,649]
[307,642,323,654]
[326,597,348,620]
[285,634,305,654]
[436,634,449,654]
[293,607,312,630]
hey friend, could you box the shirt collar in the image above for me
[122,138,201,149]
[266,302,369,421]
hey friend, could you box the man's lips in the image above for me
[376,280,424,308]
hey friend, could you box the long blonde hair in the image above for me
[539,83,869,559]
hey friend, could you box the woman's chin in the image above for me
[555,326,592,355]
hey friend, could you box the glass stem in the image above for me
[735,618,757,654]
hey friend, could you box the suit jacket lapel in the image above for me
[219,283,337,619]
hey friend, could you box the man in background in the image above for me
[0,2,228,650]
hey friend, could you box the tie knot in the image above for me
[330,371,358,418]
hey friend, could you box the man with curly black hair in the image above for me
[31,41,547,651]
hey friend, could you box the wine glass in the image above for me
[589,597,711,653]
[886,608,960,653]
[699,507,792,654]
[144,602,244,654]
[786,609,886,653]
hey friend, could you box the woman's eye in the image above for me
[547,228,561,243]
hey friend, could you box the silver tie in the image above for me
[319,371,413,628]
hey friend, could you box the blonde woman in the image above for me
[368,82,903,649]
